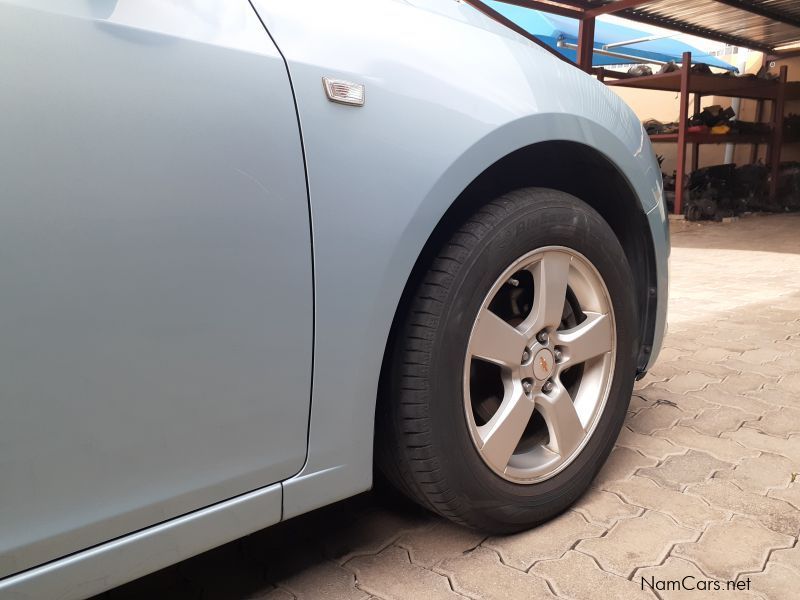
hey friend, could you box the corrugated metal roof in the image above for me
[568,1,800,53]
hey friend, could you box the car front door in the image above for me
[0,0,312,577]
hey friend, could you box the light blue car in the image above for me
[0,0,668,597]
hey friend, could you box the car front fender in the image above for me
[251,0,668,516]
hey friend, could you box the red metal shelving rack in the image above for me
[598,51,789,215]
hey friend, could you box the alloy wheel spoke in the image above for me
[525,251,571,334]
[555,312,612,368]
[536,384,584,457]
[464,245,617,484]
[469,308,528,368]
[477,383,535,473]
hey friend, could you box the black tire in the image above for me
[376,188,639,533]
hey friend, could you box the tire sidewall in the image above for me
[428,190,639,528]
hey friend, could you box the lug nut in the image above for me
[522,379,533,394]
[522,350,530,363]
[536,330,549,344]
[542,380,554,394]
[554,349,563,362]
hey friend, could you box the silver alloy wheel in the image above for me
[463,246,616,484]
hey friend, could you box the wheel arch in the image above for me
[378,140,659,418]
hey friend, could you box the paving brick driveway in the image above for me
[102,214,800,600]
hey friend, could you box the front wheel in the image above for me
[376,188,639,533]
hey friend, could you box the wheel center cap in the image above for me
[532,348,555,380]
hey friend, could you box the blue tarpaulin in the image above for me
[484,1,737,72]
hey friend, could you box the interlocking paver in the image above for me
[743,562,800,600]
[281,562,368,600]
[654,372,721,395]
[607,476,727,530]
[592,446,658,488]
[656,347,691,362]
[532,550,656,600]
[678,359,739,379]
[654,425,760,462]
[628,403,684,435]
[693,337,758,354]
[662,333,703,354]
[629,393,653,414]
[575,511,697,577]
[769,543,800,574]
[323,511,428,564]
[746,406,800,437]
[348,546,463,600]
[636,450,733,490]
[396,521,484,569]
[438,548,555,600]
[642,362,688,382]
[680,406,759,436]
[782,373,800,393]
[702,386,774,414]
[739,348,784,364]
[686,480,800,536]
[636,557,764,600]
[750,385,800,409]
[616,427,682,460]
[714,452,796,493]
[648,390,714,415]
[673,517,794,580]
[572,489,642,527]
[723,428,800,462]
[692,347,737,363]
[715,371,778,395]
[724,358,789,379]
[771,340,800,353]
[485,511,604,570]
[636,371,671,388]
[592,446,658,489]
[768,484,800,509]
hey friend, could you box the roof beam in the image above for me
[490,0,584,19]
[584,0,653,18]
[770,48,800,61]
[713,0,800,29]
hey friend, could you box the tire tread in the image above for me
[376,188,637,530]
